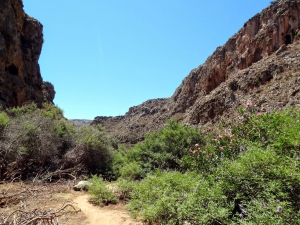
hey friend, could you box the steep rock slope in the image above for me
[93,0,300,143]
[0,0,54,108]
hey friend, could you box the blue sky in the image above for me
[23,0,271,119]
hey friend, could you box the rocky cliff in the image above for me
[93,0,300,143]
[0,0,54,108]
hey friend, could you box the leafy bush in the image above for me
[0,103,117,180]
[120,162,144,180]
[125,106,300,224]
[126,120,205,176]
[233,106,300,157]
[88,175,118,206]
[76,125,117,174]
[219,146,300,223]
[127,171,230,224]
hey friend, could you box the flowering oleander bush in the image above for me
[121,106,300,224]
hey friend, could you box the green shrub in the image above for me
[218,146,300,223]
[54,119,76,138]
[120,162,144,180]
[88,175,118,206]
[0,103,117,180]
[41,102,64,120]
[6,102,37,117]
[125,107,300,224]
[233,106,300,156]
[127,171,230,224]
[0,112,9,128]
[0,112,9,139]
[77,125,116,174]
[126,119,205,175]
[117,179,138,201]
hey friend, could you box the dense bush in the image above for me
[0,103,117,180]
[88,175,118,206]
[76,125,117,174]
[121,106,300,224]
[219,147,300,224]
[126,171,230,225]
[125,119,205,177]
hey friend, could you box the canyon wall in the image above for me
[93,0,300,143]
[0,0,54,108]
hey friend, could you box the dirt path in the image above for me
[73,194,141,225]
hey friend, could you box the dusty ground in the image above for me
[73,195,141,225]
[0,181,141,225]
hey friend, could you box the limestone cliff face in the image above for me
[93,0,300,143]
[170,0,300,115]
[0,0,54,108]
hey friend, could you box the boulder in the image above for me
[73,181,91,191]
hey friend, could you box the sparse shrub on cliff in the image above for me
[41,102,64,120]
[6,102,38,117]
[0,112,9,135]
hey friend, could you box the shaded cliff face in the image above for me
[0,0,54,108]
[93,0,300,143]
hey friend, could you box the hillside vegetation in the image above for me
[88,103,300,224]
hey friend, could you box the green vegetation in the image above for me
[0,103,117,179]
[2,102,300,224]
[124,120,205,177]
[88,175,118,206]
[89,103,300,224]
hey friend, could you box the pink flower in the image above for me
[195,143,200,147]
[246,102,253,107]
[192,150,197,154]
[257,112,265,116]
[212,138,218,142]
[229,134,234,138]
[218,135,223,139]
[220,147,224,151]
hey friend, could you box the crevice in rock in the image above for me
[285,34,292,44]
[5,64,18,75]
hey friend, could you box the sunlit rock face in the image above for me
[93,0,300,143]
[0,0,54,108]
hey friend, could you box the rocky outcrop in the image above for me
[93,0,300,143]
[92,98,169,143]
[71,119,92,128]
[0,0,54,108]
